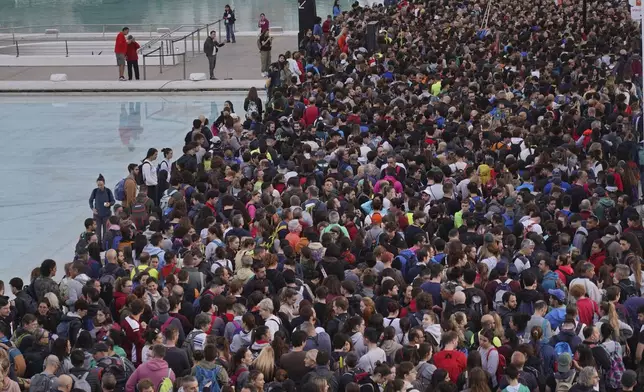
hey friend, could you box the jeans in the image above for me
[127,60,140,80]
[94,214,107,247]
[260,50,271,73]
[225,23,236,42]
[207,55,217,78]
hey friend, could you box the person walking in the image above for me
[258,31,272,77]
[126,35,140,80]
[223,5,236,43]
[114,27,129,81]
[89,174,115,248]
[333,0,341,18]
[258,13,270,33]
[204,31,225,80]
[141,148,159,206]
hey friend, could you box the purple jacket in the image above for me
[125,358,175,392]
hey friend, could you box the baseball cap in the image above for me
[557,353,572,373]
[548,288,566,302]
[622,370,637,388]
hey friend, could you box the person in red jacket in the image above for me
[120,298,146,365]
[433,330,467,382]
[126,35,140,80]
[114,27,129,81]
[303,98,319,127]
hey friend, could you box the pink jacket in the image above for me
[125,358,175,392]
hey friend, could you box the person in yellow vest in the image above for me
[130,252,159,281]
[469,314,503,349]
[454,198,470,228]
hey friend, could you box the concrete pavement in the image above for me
[0,34,296,81]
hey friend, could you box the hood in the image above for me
[599,198,615,208]
[518,288,543,303]
[351,332,363,345]
[558,265,574,274]
[195,360,219,370]
[75,274,91,284]
[380,340,402,354]
[145,358,170,371]
[143,244,164,256]
[576,227,588,236]
[63,312,83,321]
[425,324,442,343]
[251,341,270,351]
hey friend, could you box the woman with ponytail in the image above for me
[529,326,555,378]
[597,302,633,343]
[626,253,644,295]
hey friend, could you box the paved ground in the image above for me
[0,35,296,81]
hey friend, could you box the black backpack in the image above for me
[97,356,135,392]
[136,161,150,186]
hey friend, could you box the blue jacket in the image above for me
[89,187,115,218]
[545,306,567,331]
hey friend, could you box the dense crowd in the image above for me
[4,1,644,392]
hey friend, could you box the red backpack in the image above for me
[486,347,506,384]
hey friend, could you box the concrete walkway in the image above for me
[0,35,296,81]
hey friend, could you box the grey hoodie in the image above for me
[351,332,367,357]
[231,329,253,353]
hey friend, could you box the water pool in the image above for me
[0,93,251,281]
[0,0,341,33]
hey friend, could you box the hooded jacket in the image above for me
[549,330,582,353]
[351,332,367,357]
[60,312,84,346]
[190,360,229,387]
[142,244,166,269]
[125,358,176,392]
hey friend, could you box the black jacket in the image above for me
[203,37,224,56]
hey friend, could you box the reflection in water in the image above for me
[118,102,143,151]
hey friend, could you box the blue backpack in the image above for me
[104,233,123,252]
[56,320,71,339]
[395,249,419,283]
[194,365,222,392]
[502,213,514,231]
[114,178,126,201]
[554,341,573,358]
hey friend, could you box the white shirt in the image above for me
[358,347,387,373]
[569,277,602,304]
[424,183,444,202]
[142,159,158,186]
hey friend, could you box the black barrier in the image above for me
[298,0,317,42]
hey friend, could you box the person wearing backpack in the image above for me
[544,352,577,392]
[501,364,529,392]
[327,297,351,339]
[191,344,229,392]
[120,164,139,211]
[149,298,185,347]
[29,355,60,392]
[89,174,115,247]
[57,299,89,346]
[68,349,99,392]
[549,318,582,354]
[9,278,37,327]
[599,323,626,391]
[479,329,503,388]
[139,148,159,206]
[124,345,175,392]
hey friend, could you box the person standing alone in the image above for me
[223,5,236,43]
[89,174,115,248]
[258,13,270,33]
[114,27,129,81]
[258,31,272,78]
[204,31,225,80]
[126,35,140,80]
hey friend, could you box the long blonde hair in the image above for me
[252,345,276,381]
[490,311,505,339]
[628,254,642,292]
[0,348,9,391]
[601,302,620,338]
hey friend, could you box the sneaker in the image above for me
[119,76,125,81]
[210,77,218,80]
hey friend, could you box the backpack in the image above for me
[160,189,179,211]
[395,249,419,283]
[554,370,576,392]
[603,341,625,389]
[518,299,535,315]
[130,202,149,230]
[554,341,573,360]
[114,178,126,201]
[157,368,174,392]
[104,232,123,252]
[56,319,72,339]
[230,367,248,388]
[486,347,506,383]
[510,140,523,157]
[70,372,91,392]
[493,279,512,310]
[617,280,638,301]
[136,161,150,186]
[467,292,485,316]
[542,272,559,291]
[151,316,176,333]
[30,373,56,392]
[97,356,135,392]
[132,265,152,283]
[502,213,514,231]
[194,365,222,392]
[230,320,243,338]
[19,292,38,317]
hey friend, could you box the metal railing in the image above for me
[141,18,223,80]
[0,23,187,41]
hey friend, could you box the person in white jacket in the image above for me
[569,262,603,305]
[285,51,302,83]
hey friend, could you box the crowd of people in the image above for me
[11,1,644,392]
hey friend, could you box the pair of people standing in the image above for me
[203,5,235,80]
[114,27,141,81]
